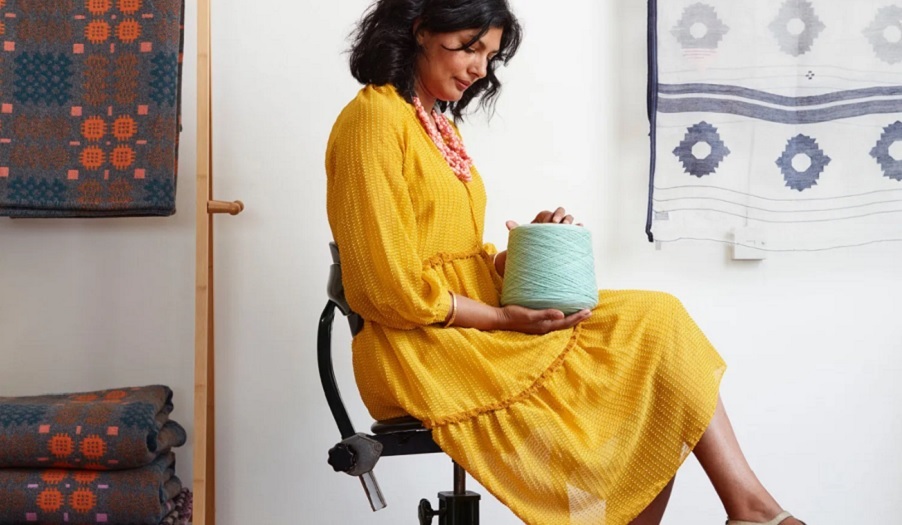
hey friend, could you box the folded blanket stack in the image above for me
[0,386,191,524]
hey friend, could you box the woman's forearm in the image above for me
[437,251,507,330]
[445,293,504,331]
[441,292,589,335]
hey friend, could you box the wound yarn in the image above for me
[501,223,599,315]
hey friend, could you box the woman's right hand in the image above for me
[496,304,591,335]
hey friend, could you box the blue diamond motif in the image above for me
[870,121,902,182]
[13,53,73,105]
[776,135,831,192]
[673,122,731,178]
[143,179,176,208]
[8,177,67,205]
[149,52,179,106]
[769,0,826,57]
[119,402,156,429]
[0,404,48,428]
[864,6,902,65]
[671,3,730,50]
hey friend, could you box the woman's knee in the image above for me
[632,290,687,317]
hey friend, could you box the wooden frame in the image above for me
[194,0,243,522]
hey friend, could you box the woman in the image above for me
[325,1,804,524]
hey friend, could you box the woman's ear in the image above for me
[413,18,425,46]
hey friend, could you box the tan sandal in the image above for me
[726,511,805,525]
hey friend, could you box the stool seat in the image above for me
[371,416,426,434]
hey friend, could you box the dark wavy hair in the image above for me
[349,0,522,120]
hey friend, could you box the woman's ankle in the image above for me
[726,493,783,522]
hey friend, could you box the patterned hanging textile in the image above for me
[0,0,185,218]
[648,0,902,251]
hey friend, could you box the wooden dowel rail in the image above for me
[208,200,245,215]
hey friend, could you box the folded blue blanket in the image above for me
[0,386,186,470]
[0,452,182,525]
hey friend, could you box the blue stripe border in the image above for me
[646,0,658,243]
[659,83,902,107]
[657,97,902,124]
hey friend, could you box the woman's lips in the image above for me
[455,78,471,91]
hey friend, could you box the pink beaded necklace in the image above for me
[412,96,473,183]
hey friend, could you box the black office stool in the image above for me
[319,242,481,524]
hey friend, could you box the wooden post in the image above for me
[194,0,245,519]
[194,0,215,521]
[195,1,243,520]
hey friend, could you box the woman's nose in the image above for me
[470,57,487,79]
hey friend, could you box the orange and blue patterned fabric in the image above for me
[0,385,186,470]
[0,0,184,217]
[0,452,182,524]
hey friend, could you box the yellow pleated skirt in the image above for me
[354,288,725,525]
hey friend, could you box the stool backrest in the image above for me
[319,242,363,439]
[327,243,364,334]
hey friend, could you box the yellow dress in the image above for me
[326,84,726,525]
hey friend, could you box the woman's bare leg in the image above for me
[693,396,803,524]
[629,478,675,525]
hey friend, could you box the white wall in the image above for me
[2,1,900,524]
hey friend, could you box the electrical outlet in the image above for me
[732,227,767,261]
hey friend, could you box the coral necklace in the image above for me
[413,96,473,183]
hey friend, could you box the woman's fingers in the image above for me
[532,210,553,223]
[532,208,573,224]
[511,210,579,230]
[540,309,565,321]
[533,308,590,333]
[546,309,591,332]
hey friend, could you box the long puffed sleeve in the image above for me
[326,89,451,330]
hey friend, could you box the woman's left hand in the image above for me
[505,207,581,230]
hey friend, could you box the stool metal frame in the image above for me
[319,243,481,524]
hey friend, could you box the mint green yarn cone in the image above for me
[501,223,599,315]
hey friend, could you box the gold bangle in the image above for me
[443,292,458,328]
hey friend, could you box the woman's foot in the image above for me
[726,511,805,525]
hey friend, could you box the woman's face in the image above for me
[415,27,503,105]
